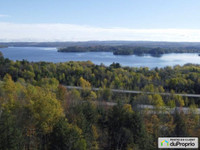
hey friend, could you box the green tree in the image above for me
[49,118,86,150]
[107,104,147,150]
[0,110,24,150]
[174,111,188,136]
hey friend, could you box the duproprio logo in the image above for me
[158,137,198,149]
[161,140,169,146]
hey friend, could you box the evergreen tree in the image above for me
[174,111,188,136]
[0,110,24,150]
[49,118,86,150]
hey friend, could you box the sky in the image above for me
[0,0,200,42]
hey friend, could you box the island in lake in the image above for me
[1,41,200,57]
[58,45,200,57]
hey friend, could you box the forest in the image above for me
[58,45,200,57]
[0,51,200,149]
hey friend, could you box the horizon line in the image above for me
[1,40,200,43]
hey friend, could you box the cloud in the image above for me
[0,14,10,18]
[0,22,200,42]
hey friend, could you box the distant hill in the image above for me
[1,41,200,48]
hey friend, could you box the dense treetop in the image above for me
[0,53,200,96]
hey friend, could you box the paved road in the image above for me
[64,86,200,114]
[64,86,200,98]
[137,104,200,114]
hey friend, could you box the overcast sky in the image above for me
[1,0,200,42]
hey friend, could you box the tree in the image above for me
[49,118,86,150]
[56,85,68,102]
[88,91,97,101]
[38,78,59,91]
[3,74,16,98]
[28,86,64,134]
[107,104,147,150]
[0,110,24,150]
[79,77,91,99]
[173,111,188,136]
[79,77,91,89]
[67,102,98,149]
[148,94,165,108]
[22,70,35,81]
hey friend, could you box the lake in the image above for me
[0,47,200,68]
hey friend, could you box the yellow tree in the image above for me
[28,86,64,134]
[79,77,93,100]
[79,77,91,90]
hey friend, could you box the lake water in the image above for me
[0,47,200,68]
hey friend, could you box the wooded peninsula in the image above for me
[58,45,200,57]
